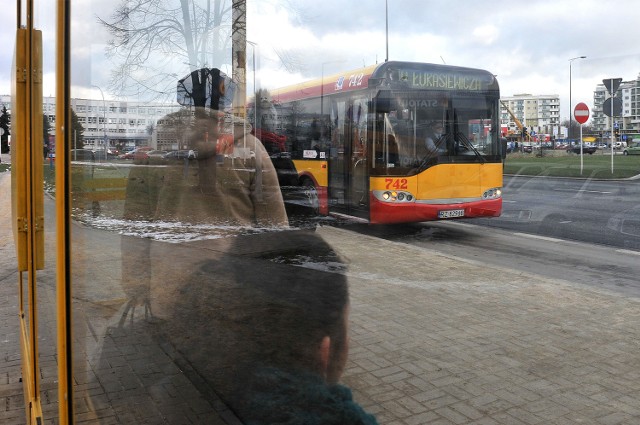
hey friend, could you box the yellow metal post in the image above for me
[11,0,45,420]
[56,0,74,422]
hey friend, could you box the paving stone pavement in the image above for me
[2,166,640,424]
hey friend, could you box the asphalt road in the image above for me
[340,219,640,299]
[474,175,640,250]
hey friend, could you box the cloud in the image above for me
[472,25,500,46]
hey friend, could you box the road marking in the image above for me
[554,188,612,194]
[513,232,575,244]
[616,249,640,256]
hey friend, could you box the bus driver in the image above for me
[425,121,445,155]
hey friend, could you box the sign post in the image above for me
[603,78,622,173]
[574,102,589,175]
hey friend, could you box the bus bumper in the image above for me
[369,196,502,224]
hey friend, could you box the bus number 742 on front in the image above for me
[385,178,408,190]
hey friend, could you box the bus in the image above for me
[255,61,504,224]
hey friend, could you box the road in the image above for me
[332,172,640,299]
[474,175,640,249]
[339,219,640,299]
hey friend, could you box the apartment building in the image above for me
[500,93,561,137]
[592,75,640,136]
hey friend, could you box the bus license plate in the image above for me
[438,209,465,219]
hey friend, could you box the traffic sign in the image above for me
[574,102,589,124]
[603,97,622,117]
[603,78,622,95]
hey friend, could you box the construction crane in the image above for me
[500,100,529,142]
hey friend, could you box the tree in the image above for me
[563,119,594,140]
[0,105,10,153]
[98,0,237,100]
[98,1,301,101]
[43,114,52,143]
[71,108,85,149]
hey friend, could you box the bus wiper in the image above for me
[455,132,485,163]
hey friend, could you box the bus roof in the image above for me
[269,61,499,104]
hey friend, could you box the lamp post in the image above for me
[91,85,108,161]
[247,40,258,137]
[568,56,586,140]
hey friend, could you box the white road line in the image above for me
[554,188,612,194]
[513,232,575,244]
[616,249,640,256]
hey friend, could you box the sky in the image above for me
[2,0,640,124]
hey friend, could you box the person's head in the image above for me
[225,231,351,384]
[430,121,444,137]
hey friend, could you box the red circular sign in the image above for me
[574,102,590,124]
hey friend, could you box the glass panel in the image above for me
[65,1,370,423]
[7,0,639,423]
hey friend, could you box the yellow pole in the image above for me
[56,0,74,422]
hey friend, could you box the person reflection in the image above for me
[120,106,287,326]
[181,231,379,425]
[118,82,375,421]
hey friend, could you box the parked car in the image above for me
[623,142,640,155]
[70,149,95,161]
[146,150,167,158]
[119,147,152,160]
[93,148,119,159]
[566,145,597,155]
[163,150,197,160]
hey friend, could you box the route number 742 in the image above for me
[385,178,408,190]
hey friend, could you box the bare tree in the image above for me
[98,0,305,101]
[98,0,239,100]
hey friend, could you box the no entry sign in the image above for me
[574,102,589,124]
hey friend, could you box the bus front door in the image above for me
[328,99,369,220]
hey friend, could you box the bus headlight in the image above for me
[482,187,502,200]
[375,190,416,203]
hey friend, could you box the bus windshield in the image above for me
[372,90,501,176]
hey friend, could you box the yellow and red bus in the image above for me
[257,61,504,224]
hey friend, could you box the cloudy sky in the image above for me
[2,0,640,123]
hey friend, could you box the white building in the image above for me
[592,75,640,136]
[500,93,561,137]
[1,94,181,152]
[62,97,180,151]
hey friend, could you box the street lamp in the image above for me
[247,40,258,137]
[568,56,586,139]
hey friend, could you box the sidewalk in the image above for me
[2,166,640,424]
[0,170,24,423]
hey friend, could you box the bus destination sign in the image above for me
[400,70,487,91]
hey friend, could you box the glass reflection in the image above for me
[67,0,377,421]
[69,98,376,422]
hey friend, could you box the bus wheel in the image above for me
[301,177,319,214]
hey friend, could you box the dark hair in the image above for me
[230,230,349,373]
[186,230,349,381]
